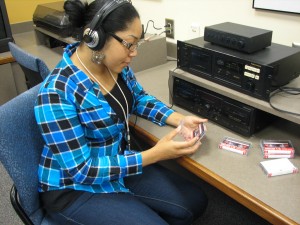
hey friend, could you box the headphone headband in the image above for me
[89,0,129,31]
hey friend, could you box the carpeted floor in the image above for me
[0,162,23,225]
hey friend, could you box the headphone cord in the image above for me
[269,86,300,116]
[144,20,162,34]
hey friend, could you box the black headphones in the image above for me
[83,0,129,50]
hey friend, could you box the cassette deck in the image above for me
[177,37,300,101]
[171,75,277,136]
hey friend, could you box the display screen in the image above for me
[253,0,300,14]
[0,0,13,53]
[0,11,7,39]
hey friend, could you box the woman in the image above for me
[34,0,208,224]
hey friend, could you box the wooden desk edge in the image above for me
[129,122,298,225]
[0,55,15,65]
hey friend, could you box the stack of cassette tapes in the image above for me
[218,136,251,155]
[260,140,295,159]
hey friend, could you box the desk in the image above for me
[131,61,300,225]
[0,55,15,104]
[33,27,168,73]
[0,54,24,105]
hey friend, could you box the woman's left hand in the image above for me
[178,116,208,141]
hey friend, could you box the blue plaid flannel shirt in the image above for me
[34,43,174,193]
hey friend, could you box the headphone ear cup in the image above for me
[83,28,98,50]
[83,28,107,51]
[94,27,106,50]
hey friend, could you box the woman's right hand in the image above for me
[141,126,201,167]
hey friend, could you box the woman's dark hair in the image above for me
[64,0,140,42]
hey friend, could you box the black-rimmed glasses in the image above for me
[108,32,143,52]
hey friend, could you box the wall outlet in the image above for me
[165,18,174,39]
[191,22,201,34]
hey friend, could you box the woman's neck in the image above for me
[72,45,106,75]
[73,45,117,93]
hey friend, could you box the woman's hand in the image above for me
[141,125,202,166]
[179,116,208,141]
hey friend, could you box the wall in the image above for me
[4,0,59,24]
[133,0,300,46]
[4,0,300,46]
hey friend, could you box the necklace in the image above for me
[76,48,131,150]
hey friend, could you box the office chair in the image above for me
[0,82,149,225]
[0,84,53,225]
[8,42,50,89]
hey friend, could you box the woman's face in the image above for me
[102,17,143,74]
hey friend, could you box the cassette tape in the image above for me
[219,136,251,155]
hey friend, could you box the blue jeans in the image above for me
[43,164,207,225]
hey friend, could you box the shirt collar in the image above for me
[62,43,131,92]
[62,42,94,92]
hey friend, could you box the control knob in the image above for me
[245,81,255,91]
[237,40,245,49]
[216,59,224,66]
[204,104,211,111]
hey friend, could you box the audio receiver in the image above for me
[204,22,272,53]
[177,37,300,101]
[171,75,276,136]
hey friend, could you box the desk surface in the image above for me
[132,61,300,225]
[5,31,300,224]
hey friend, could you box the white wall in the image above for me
[133,0,300,46]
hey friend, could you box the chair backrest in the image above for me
[0,84,45,225]
[8,42,50,89]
